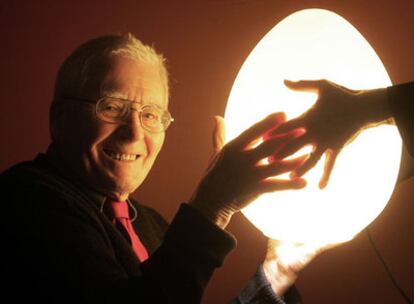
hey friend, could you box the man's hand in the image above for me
[189,113,308,229]
[263,239,336,296]
[275,79,390,189]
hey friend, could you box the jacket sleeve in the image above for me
[387,82,414,156]
[140,204,237,303]
[232,265,302,304]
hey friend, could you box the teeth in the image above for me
[107,151,137,161]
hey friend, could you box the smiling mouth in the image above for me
[103,149,140,161]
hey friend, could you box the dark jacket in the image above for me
[0,153,236,303]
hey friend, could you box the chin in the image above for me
[107,176,143,198]
[89,158,150,198]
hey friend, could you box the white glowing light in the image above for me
[225,9,402,245]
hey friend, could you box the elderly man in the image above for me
[1,33,315,303]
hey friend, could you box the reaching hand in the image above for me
[276,79,379,189]
[263,238,337,295]
[189,112,308,228]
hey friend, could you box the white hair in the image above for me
[53,33,168,100]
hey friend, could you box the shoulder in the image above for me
[0,156,51,203]
[0,154,102,225]
[1,154,61,191]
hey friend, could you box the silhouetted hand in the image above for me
[189,113,308,229]
[276,79,389,189]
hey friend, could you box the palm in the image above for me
[276,80,365,188]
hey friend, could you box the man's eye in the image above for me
[143,111,159,121]
[102,103,122,112]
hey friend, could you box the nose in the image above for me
[119,109,145,142]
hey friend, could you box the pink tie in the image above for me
[109,200,149,262]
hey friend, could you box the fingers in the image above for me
[318,149,339,189]
[284,79,324,94]
[232,112,286,150]
[259,177,307,193]
[212,115,226,154]
[270,117,305,135]
[274,133,310,159]
[251,128,306,161]
[292,148,324,178]
[255,154,308,179]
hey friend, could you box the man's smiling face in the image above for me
[55,56,167,200]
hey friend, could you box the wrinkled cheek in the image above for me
[138,135,165,177]
[147,147,163,170]
[152,135,165,157]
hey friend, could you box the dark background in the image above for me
[1,1,413,303]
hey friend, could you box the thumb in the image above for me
[284,79,322,94]
[213,115,226,154]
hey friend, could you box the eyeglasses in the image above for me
[66,96,174,133]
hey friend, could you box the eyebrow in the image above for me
[101,94,168,111]
[101,89,126,99]
[101,88,167,108]
[101,90,141,103]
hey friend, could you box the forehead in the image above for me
[100,56,167,107]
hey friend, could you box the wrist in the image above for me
[188,197,234,229]
[357,87,392,126]
[262,258,298,296]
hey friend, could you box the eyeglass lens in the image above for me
[96,98,171,132]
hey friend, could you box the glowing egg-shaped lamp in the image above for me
[225,9,402,245]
